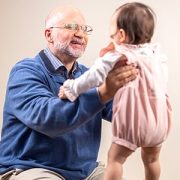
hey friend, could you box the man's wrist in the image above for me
[98,84,112,104]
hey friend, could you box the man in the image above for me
[0,5,138,180]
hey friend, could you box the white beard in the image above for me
[55,41,85,58]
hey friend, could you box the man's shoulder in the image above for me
[14,52,43,69]
[10,53,44,77]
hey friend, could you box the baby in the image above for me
[59,2,172,180]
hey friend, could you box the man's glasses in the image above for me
[50,23,93,35]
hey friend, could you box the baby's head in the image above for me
[110,2,155,45]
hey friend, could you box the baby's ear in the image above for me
[117,29,126,43]
[99,42,115,57]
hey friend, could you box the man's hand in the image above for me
[98,60,138,104]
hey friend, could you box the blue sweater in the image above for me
[0,50,112,180]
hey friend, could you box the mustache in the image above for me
[71,37,86,46]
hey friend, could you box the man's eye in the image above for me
[65,24,78,30]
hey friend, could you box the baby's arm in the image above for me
[59,52,122,102]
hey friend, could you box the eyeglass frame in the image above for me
[49,23,93,35]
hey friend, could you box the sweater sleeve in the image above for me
[5,61,110,137]
[63,52,121,102]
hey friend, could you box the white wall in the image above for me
[0,0,180,179]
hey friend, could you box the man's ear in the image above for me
[117,28,126,43]
[45,29,53,43]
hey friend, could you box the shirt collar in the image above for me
[44,47,64,70]
[44,47,78,73]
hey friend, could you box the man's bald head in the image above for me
[45,5,85,29]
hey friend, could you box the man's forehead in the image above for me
[50,5,84,20]
[46,6,86,28]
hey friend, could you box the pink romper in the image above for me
[112,44,172,151]
[62,43,172,151]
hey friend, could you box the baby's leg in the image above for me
[104,143,133,180]
[141,146,161,180]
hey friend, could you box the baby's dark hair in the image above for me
[115,2,155,44]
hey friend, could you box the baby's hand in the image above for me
[58,86,67,99]
[99,42,115,57]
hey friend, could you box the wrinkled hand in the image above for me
[98,60,139,103]
[58,86,67,99]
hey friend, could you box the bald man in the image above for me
[0,5,137,180]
